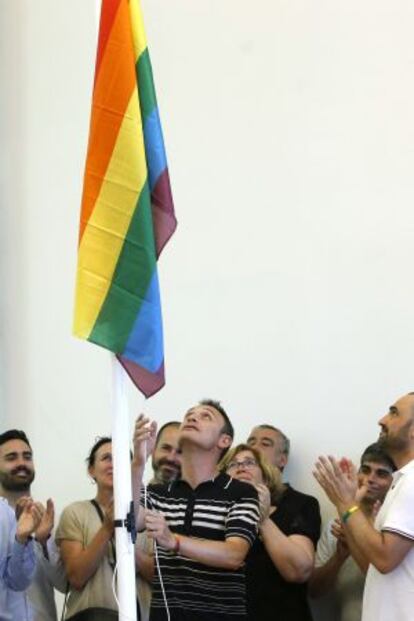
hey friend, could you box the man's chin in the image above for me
[3,481,32,492]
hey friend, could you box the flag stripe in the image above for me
[137,48,157,123]
[95,0,123,82]
[89,181,157,354]
[129,0,148,62]
[79,0,137,243]
[122,269,163,371]
[144,108,168,191]
[75,89,147,338]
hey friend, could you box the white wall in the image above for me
[2,1,414,616]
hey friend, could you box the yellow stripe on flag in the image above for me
[129,0,147,63]
[74,87,148,339]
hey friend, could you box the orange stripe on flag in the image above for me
[79,0,136,243]
[95,0,123,82]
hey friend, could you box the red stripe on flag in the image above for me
[95,0,123,84]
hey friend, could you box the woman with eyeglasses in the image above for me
[221,444,320,621]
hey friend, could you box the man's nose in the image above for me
[378,414,388,427]
[170,449,180,462]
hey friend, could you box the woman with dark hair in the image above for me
[55,437,118,620]
[221,444,320,621]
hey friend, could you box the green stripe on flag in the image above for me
[136,48,157,122]
[89,180,157,352]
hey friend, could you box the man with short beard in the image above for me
[151,421,181,484]
[1,497,41,621]
[135,422,181,621]
[0,430,65,621]
[314,393,414,621]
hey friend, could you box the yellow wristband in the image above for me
[341,505,359,524]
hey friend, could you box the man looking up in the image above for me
[132,399,260,621]
[314,393,414,621]
[150,421,181,484]
[0,430,65,621]
[309,443,395,621]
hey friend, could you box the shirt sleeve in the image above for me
[4,538,36,591]
[315,519,337,568]
[283,495,321,548]
[381,475,414,540]
[225,489,260,546]
[34,535,67,592]
[55,503,85,545]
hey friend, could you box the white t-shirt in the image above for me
[362,458,414,621]
[316,519,365,621]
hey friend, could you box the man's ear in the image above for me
[218,434,232,450]
[279,453,288,470]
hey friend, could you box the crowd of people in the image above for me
[1,392,414,621]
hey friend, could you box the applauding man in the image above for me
[0,496,43,621]
[314,393,414,621]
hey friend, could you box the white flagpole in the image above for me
[111,355,138,621]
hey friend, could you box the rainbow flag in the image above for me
[73,0,176,397]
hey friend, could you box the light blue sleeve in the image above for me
[1,501,36,592]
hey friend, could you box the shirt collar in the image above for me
[172,471,229,491]
[392,457,414,484]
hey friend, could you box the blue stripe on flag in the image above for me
[144,107,167,191]
[122,269,164,372]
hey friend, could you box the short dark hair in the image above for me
[199,399,234,439]
[86,436,112,468]
[199,399,233,460]
[360,442,396,472]
[257,424,290,456]
[0,429,32,450]
[155,422,181,448]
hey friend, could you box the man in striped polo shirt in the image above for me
[132,400,260,621]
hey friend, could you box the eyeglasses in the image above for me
[227,458,258,471]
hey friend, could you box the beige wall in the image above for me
[2,1,414,616]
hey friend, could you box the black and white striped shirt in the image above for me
[141,473,260,621]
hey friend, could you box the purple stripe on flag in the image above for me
[118,355,165,398]
[152,168,177,256]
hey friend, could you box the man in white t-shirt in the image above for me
[314,392,414,621]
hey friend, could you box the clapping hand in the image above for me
[313,455,358,513]
[16,499,45,544]
[331,518,350,561]
[35,498,55,545]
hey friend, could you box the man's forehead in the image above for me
[0,439,32,456]
[392,394,414,415]
[360,459,392,473]
[159,425,180,444]
[185,405,221,419]
[250,427,280,442]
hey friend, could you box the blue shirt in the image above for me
[0,498,36,621]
